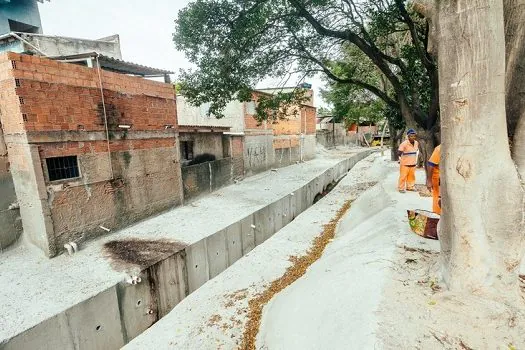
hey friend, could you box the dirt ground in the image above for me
[377,247,525,349]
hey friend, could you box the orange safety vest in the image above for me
[398,140,419,166]
[428,145,441,178]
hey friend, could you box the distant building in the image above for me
[177,86,317,177]
[0,0,47,35]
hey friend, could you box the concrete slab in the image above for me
[312,176,324,196]
[0,313,74,350]
[150,252,188,318]
[271,200,284,233]
[253,206,271,245]
[280,196,292,228]
[64,286,124,350]
[305,180,315,207]
[184,239,210,293]
[240,215,255,255]
[117,276,157,342]
[225,223,243,266]
[293,186,306,217]
[206,229,229,279]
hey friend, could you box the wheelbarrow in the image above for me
[407,209,439,240]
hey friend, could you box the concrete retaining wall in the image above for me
[244,133,274,175]
[181,158,233,200]
[244,134,318,175]
[0,151,373,349]
[317,129,358,148]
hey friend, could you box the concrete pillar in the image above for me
[7,142,56,256]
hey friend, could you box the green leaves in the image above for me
[174,0,436,130]
[253,90,309,124]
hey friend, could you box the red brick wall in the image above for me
[3,53,176,138]
[0,53,183,257]
[273,136,300,149]
[38,139,175,158]
[244,94,266,131]
[231,135,244,178]
[303,105,317,135]
[244,114,267,130]
[244,91,317,138]
[0,56,24,134]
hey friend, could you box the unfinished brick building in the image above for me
[177,89,317,178]
[0,52,182,257]
[243,90,317,174]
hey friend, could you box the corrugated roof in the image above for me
[50,52,173,77]
[179,125,231,132]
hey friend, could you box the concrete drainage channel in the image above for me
[1,151,373,350]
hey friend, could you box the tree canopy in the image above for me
[175,0,438,146]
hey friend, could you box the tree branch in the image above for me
[286,0,416,127]
[286,27,400,110]
[310,64,399,110]
[394,0,434,71]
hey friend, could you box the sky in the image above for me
[38,0,327,107]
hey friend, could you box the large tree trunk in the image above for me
[436,0,525,298]
[389,122,404,161]
[414,128,435,168]
[505,0,525,177]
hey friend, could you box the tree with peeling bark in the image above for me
[174,0,440,159]
[414,0,525,303]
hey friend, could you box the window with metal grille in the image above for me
[46,156,80,181]
[180,141,194,161]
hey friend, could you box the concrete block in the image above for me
[329,167,336,182]
[289,192,297,220]
[344,160,352,173]
[240,215,255,255]
[305,181,315,207]
[272,199,284,233]
[148,252,188,318]
[253,206,274,245]
[280,196,292,227]
[347,158,357,171]
[184,239,210,293]
[1,313,74,350]
[64,286,125,350]
[205,229,229,279]
[117,274,157,342]
[293,187,306,217]
[225,222,243,266]
[313,176,323,196]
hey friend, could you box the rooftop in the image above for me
[51,52,173,77]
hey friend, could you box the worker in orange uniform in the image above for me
[426,144,441,214]
[397,129,419,193]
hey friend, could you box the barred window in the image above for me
[46,156,80,181]
[180,141,194,161]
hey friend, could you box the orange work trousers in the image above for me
[398,165,416,191]
[432,172,441,214]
